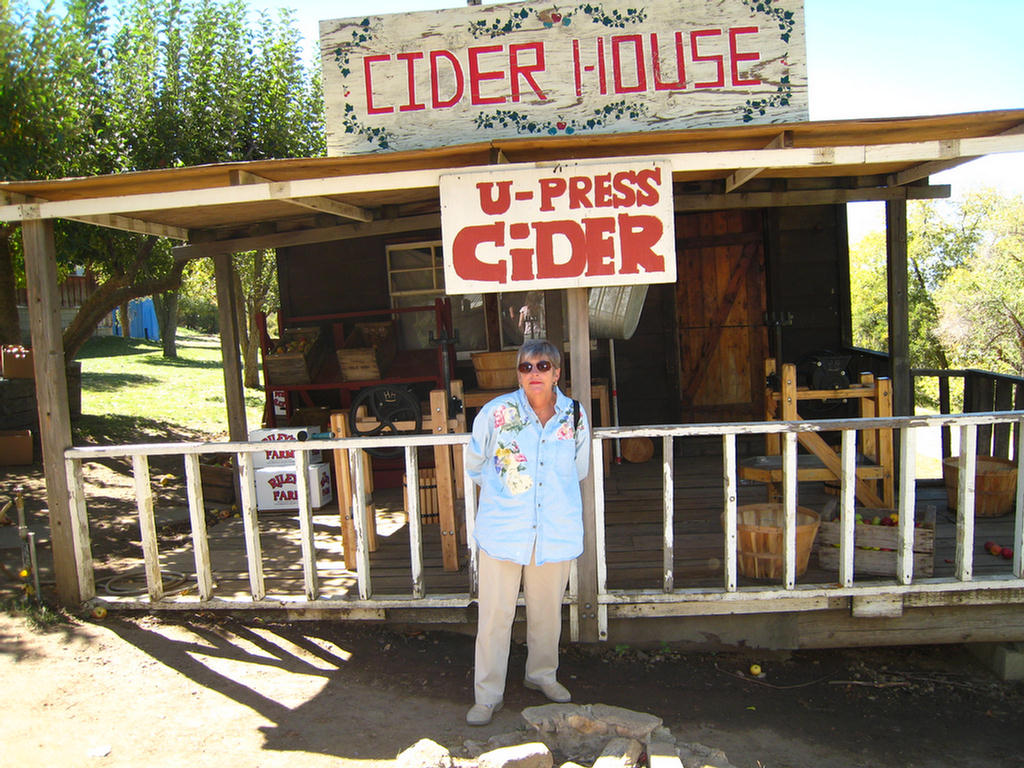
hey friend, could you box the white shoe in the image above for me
[466,700,503,726]
[524,678,571,703]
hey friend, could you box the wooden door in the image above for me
[675,210,768,422]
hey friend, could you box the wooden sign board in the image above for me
[440,159,676,294]
[320,0,808,155]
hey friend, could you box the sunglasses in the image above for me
[518,360,553,374]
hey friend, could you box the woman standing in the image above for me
[464,339,591,726]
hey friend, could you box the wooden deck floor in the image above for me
[89,451,1020,603]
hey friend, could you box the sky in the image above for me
[241,0,1024,240]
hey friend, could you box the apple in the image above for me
[1002,547,1013,560]
[990,544,1003,557]
[749,664,762,676]
[91,605,108,620]
[985,541,996,551]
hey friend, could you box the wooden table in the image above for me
[462,380,612,474]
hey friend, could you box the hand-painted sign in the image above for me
[320,0,807,155]
[440,159,676,294]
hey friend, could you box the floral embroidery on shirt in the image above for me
[555,407,582,440]
[493,401,532,494]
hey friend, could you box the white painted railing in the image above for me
[590,411,1024,639]
[65,411,1024,638]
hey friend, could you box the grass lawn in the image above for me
[73,329,264,445]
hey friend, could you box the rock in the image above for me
[676,742,738,768]
[588,704,663,741]
[397,738,453,768]
[463,731,536,759]
[478,742,553,768]
[522,704,663,763]
[592,736,643,768]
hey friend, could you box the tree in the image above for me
[2,0,324,363]
[936,192,1024,375]
[0,0,111,344]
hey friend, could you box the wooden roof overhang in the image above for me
[2,108,1023,260]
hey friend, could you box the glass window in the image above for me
[386,241,485,356]
[498,291,547,348]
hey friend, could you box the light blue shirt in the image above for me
[465,386,591,566]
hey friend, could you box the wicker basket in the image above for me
[734,504,820,581]
[942,456,1018,517]
[471,350,518,390]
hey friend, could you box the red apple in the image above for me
[1002,547,1013,560]
[990,544,1003,557]
[984,541,996,552]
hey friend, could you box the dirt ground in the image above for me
[3,453,1024,768]
[2,604,1024,768]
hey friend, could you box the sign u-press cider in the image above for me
[440,159,676,293]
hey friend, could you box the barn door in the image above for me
[675,210,768,422]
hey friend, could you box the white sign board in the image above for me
[320,0,807,155]
[440,159,675,294]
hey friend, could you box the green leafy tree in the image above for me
[936,192,1024,375]
[2,0,324,363]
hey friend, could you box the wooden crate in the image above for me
[264,327,324,385]
[199,457,236,504]
[337,321,397,382]
[816,506,935,577]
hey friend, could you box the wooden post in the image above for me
[567,287,598,641]
[22,219,92,606]
[431,388,459,571]
[885,200,912,417]
[330,410,377,569]
[213,253,248,441]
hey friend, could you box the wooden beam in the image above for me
[675,184,950,211]
[229,169,372,222]
[888,121,1024,186]
[724,131,793,192]
[0,190,187,240]
[213,253,248,441]
[22,219,92,605]
[886,199,912,417]
[567,287,598,641]
[5,134,1022,223]
[174,213,441,260]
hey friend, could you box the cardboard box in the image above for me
[248,426,321,468]
[1,346,34,379]
[0,429,33,465]
[253,462,333,511]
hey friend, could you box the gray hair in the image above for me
[517,339,561,369]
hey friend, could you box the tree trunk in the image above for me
[62,261,185,360]
[153,289,180,358]
[0,227,23,345]
[234,264,260,388]
[118,300,131,339]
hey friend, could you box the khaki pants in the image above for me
[474,547,572,706]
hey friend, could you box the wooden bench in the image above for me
[738,360,895,508]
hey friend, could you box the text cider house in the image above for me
[360,26,763,114]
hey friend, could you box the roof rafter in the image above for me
[2,133,1023,225]
[229,169,373,222]
[887,121,1024,186]
[724,131,793,192]
[0,191,188,240]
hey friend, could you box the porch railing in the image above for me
[65,411,1024,640]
